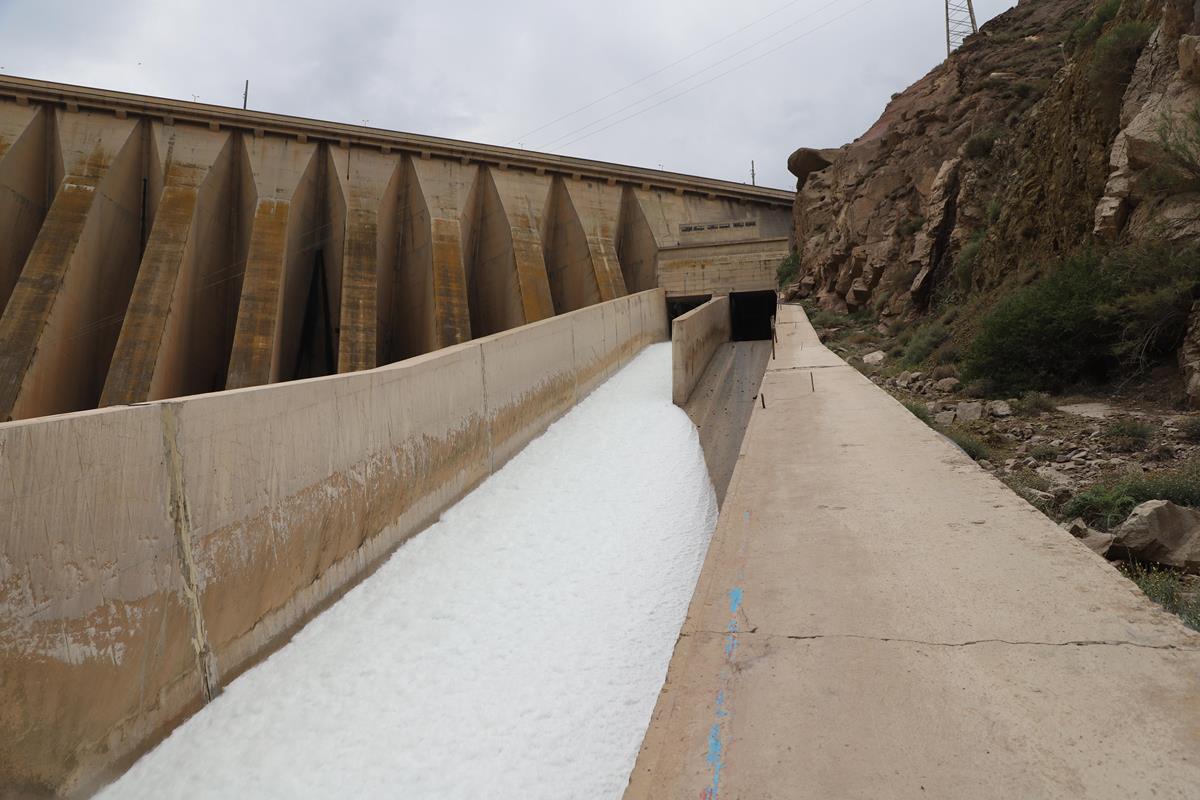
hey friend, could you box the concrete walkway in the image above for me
[625,304,1200,799]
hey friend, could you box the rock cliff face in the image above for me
[788,0,1200,404]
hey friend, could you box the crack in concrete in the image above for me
[779,633,1200,652]
[683,629,1200,652]
[161,403,221,702]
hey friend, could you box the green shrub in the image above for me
[1064,484,1139,530]
[1180,417,1200,442]
[904,322,951,365]
[1063,459,1200,529]
[1067,0,1121,53]
[945,428,993,462]
[1031,444,1059,462]
[986,197,1003,225]
[1014,391,1056,415]
[1120,562,1200,631]
[1105,419,1155,451]
[1099,245,1200,373]
[963,253,1115,391]
[777,252,800,288]
[963,244,1200,393]
[965,131,998,159]
[1089,21,1154,92]
[902,400,934,425]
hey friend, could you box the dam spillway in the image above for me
[98,344,718,800]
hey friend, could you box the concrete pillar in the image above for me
[396,156,477,359]
[618,187,660,294]
[545,176,628,314]
[0,110,143,421]
[100,123,235,405]
[468,166,555,337]
[0,104,49,317]
[225,135,320,389]
[327,145,402,372]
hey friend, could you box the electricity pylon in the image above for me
[946,0,978,56]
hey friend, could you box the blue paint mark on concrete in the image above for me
[706,690,727,798]
[728,587,743,614]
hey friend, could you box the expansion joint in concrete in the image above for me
[160,403,221,702]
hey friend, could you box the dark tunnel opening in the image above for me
[729,291,777,341]
[667,295,711,325]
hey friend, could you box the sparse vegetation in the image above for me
[776,252,800,288]
[1066,0,1121,54]
[1063,459,1200,529]
[1105,419,1155,451]
[1031,444,1059,462]
[986,197,1003,226]
[902,399,934,425]
[1120,562,1200,632]
[1089,21,1154,95]
[965,130,999,159]
[1014,391,1056,415]
[1181,417,1200,443]
[900,397,992,463]
[944,428,993,462]
[903,322,951,365]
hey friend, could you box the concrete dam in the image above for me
[0,75,790,421]
[4,77,1200,800]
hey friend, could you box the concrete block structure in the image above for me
[0,76,791,422]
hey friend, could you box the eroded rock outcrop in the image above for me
[788,0,1200,403]
[789,0,1092,314]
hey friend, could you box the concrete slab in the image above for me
[625,304,1200,800]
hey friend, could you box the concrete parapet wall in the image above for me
[671,296,730,406]
[0,289,666,797]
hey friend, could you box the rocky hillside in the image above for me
[785,0,1200,405]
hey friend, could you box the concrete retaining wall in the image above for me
[672,297,730,406]
[0,289,667,797]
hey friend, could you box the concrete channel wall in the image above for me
[671,297,731,406]
[0,289,667,798]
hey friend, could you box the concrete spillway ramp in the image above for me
[682,340,771,505]
[98,343,717,799]
[626,303,1200,799]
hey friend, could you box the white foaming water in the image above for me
[102,342,718,800]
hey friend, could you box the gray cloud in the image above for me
[0,0,1016,189]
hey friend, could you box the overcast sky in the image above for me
[0,0,1017,189]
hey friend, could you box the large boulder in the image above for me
[787,148,833,185]
[956,401,984,422]
[1111,500,1200,572]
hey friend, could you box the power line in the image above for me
[505,0,813,146]
[534,0,846,151]
[551,0,878,152]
